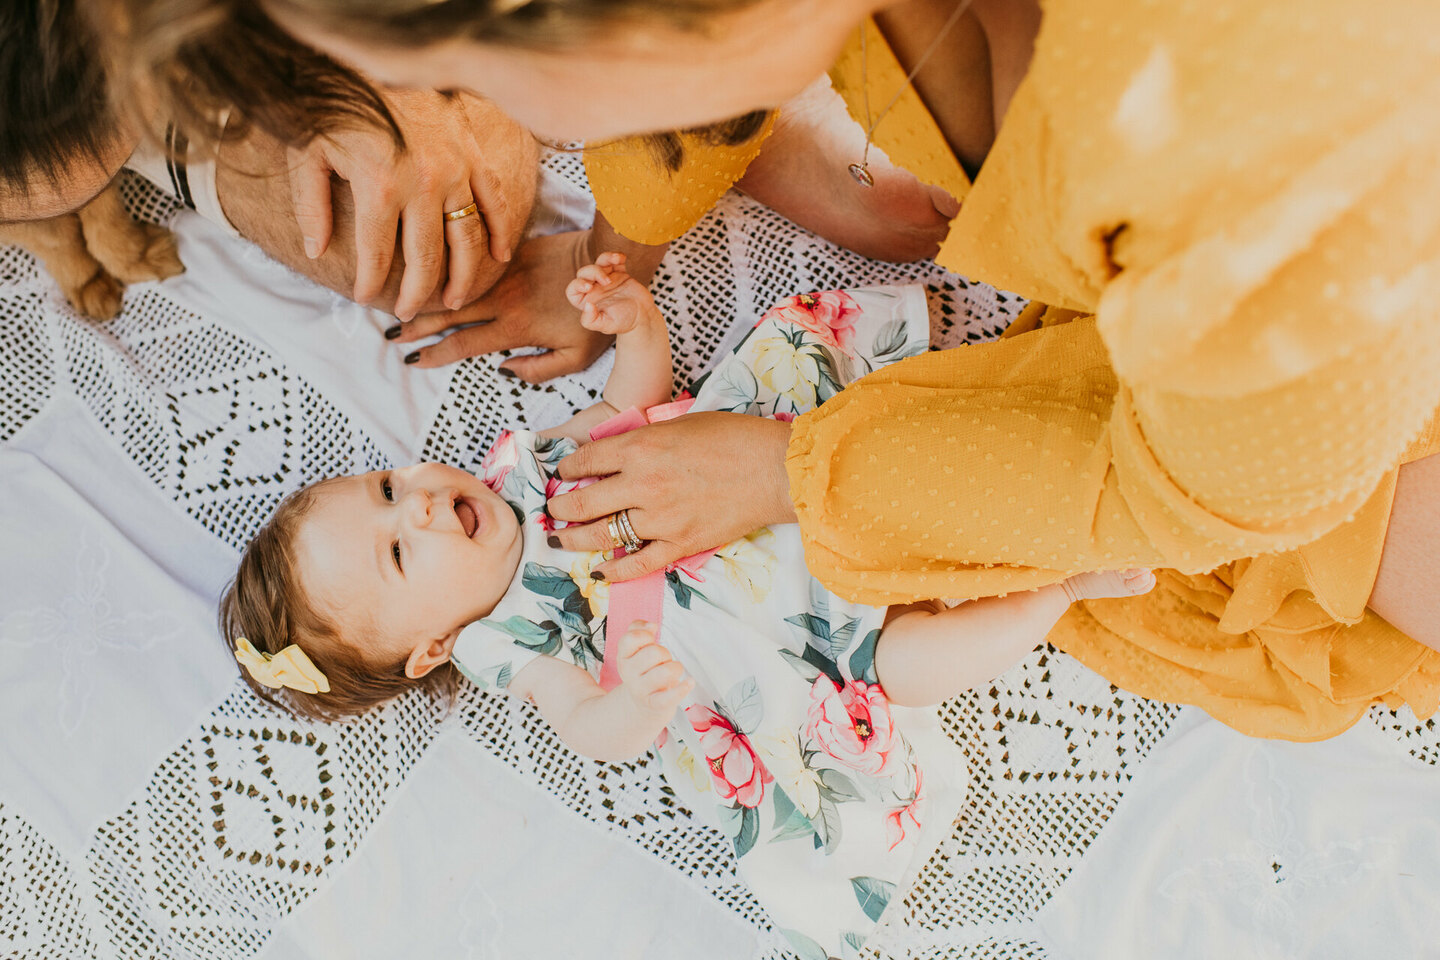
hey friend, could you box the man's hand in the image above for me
[386,213,669,381]
[287,89,525,320]
[387,228,614,379]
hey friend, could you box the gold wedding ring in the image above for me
[443,201,479,222]
[606,510,643,553]
[616,510,642,551]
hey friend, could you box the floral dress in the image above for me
[452,286,965,959]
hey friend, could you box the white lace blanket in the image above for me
[3,158,1437,960]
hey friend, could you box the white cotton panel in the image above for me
[0,397,237,859]
[255,731,759,960]
[1037,708,1440,959]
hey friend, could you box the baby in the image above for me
[222,256,1154,956]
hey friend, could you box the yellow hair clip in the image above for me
[235,637,331,695]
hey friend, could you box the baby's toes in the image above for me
[1123,569,1157,595]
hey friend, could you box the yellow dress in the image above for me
[591,0,1440,740]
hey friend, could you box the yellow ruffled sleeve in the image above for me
[583,115,776,246]
[788,0,1440,608]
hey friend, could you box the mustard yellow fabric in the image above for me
[583,0,1440,740]
[583,114,776,246]
[785,0,1440,739]
[827,17,973,212]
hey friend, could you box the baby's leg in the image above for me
[875,570,1154,706]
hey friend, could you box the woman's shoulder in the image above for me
[583,118,777,246]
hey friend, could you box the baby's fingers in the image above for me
[576,264,617,287]
[565,277,594,308]
[643,670,694,711]
[594,251,628,269]
[616,620,657,659]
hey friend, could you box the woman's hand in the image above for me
[287,89,520,321]
[546,412,797,580]
[387,229,614,380]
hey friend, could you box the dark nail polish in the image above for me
[547,535,561,548]
[383,325,402,340]
[542,503,552,520]
[403,351,420,365]
[498,368,517,379]
[590,570,606,582]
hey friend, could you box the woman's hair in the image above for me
[265,0,767,51]
[104,0,401,154]
[218,479,458,722]
[0,0,121,193]
[107,0,769,169]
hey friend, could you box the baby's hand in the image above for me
[1061,568,1157,603]
[615,620,694,713]
[564,252,663,336]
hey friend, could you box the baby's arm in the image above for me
[506,621,693,763]
[539,253,673,442]
[569,253,673,412]
[875,569,1156,706]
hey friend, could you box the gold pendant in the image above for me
[848,162,875,187]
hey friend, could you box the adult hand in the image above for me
[286,89,517,321]
[387,228,614,380]
[546,412,798,581]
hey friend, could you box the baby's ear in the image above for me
[404,629,462,680]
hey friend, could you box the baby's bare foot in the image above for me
[1061,568,1156,603]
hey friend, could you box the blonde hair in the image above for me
[218,479,458,721]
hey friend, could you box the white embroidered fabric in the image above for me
[2,157,1437,960]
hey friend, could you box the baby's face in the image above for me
[293,463,523,666]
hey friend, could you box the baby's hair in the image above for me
[219,478,458,722]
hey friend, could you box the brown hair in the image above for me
[105,0,769,169]
[218,479,459,722]
[0,0,123,193]
[102,0,401,154]
[265,0,767,51]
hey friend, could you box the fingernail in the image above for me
[590,570,606,581]
[303,237,320,259]
[403,351,420,365]
[542,503,552,519]
[384,325,402,340]
[546,535,560,548]
[498,368,517,379]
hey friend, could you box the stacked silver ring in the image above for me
[607,509,644,552]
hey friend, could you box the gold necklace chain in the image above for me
[850,0,975,187]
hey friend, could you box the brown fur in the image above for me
[0,179,184,320]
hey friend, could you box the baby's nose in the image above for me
[405,489,433,528]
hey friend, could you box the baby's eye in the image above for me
[381,476,395,502]
[391,540,403,574]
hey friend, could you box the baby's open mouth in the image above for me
[455,497,480,538]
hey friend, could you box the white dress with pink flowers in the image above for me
[451,286,965,959]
